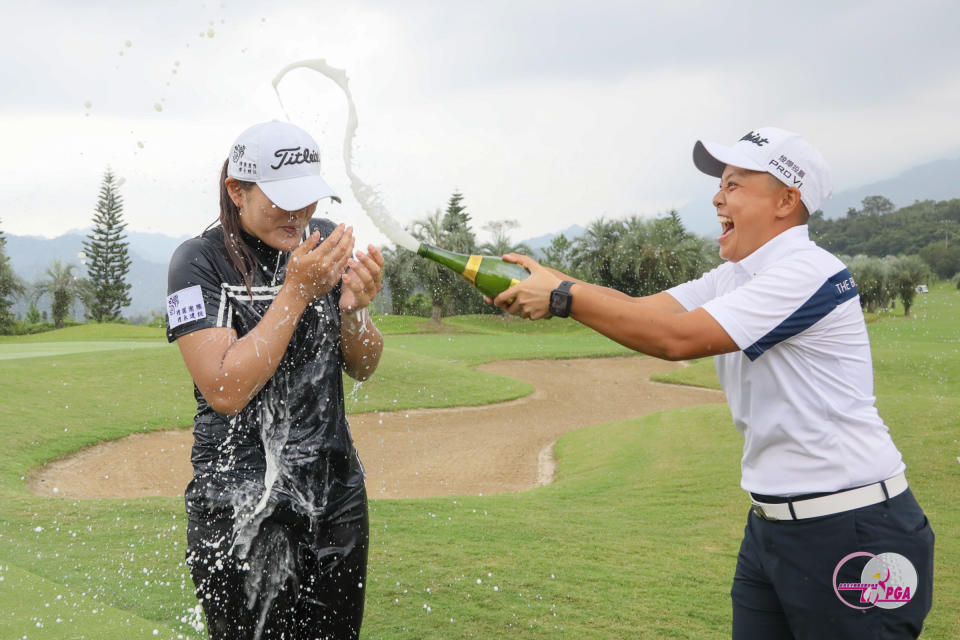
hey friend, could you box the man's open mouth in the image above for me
[718,215,734,240]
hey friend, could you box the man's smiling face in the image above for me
[713,166,789,262]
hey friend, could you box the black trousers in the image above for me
[186,489,369,640]
[731,488,934,640]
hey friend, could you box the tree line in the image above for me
[808,194,960,317]
[0,170,132,334]
[810,195,960,279]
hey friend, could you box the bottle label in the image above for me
[463,255,482,285]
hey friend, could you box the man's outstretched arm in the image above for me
[493,254,737,361]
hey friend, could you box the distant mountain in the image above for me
[57,227,192,264]
[820,157,960,219]
[6,230,190,319]
[523,224,586,252]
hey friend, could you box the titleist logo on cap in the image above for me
[271,146,320,170]
[740,131,769,146]
[226,121,339,208]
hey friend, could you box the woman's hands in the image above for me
[339,245,385,381]
[281,224,384,312]
[339,245,385,312]
[284,224,355,302]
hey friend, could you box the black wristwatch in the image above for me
[549,280,575,318]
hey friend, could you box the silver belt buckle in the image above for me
[752,503,776,521]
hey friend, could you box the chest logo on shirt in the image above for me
[167,285,206,329]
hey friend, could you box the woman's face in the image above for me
[228,180,317,251]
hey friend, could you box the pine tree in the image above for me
[82,169,132,322]
[440,191,487,315]
[441,191,476,251]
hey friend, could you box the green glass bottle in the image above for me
[416,243,530,298]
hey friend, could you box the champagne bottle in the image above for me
[416,243,530,298]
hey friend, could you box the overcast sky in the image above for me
[2,0,959,248]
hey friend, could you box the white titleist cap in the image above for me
[227,120,340,210]
[692,127,833,214]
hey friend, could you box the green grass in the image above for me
[0,323,167,343]
[649,357,719,389]
[0,287,956,639]
[0,340,168,361]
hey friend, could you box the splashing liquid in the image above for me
[272,59,420,252]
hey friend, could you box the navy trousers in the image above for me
[731,488,934,639]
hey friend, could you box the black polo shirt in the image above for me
[166,219,364,519]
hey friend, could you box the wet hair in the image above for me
[218,159,259,297]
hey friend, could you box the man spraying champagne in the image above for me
[492,127,934,640]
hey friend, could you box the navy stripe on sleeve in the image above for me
[743,268,858,361]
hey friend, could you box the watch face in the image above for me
[550,289,568,317]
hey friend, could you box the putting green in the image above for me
[0,341,169,361]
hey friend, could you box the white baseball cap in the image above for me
[692,127,833,214]
[227,120,340,210]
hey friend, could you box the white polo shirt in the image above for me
[667,225,904,496]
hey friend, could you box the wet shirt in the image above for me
[667,225,904,496]
[166,219,364,519]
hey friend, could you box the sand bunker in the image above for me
[28,357,724,500]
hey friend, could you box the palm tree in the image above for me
[380,245,418,315]
[848,256,890,313]
[571,217,624,288]
[890,255,933,317]
[578,212,703,296]
[479,220,533,258]
[35,260,82,329]
[540,234,576,275]
[411,209,456,322]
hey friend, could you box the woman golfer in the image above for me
[166,120,384,640]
